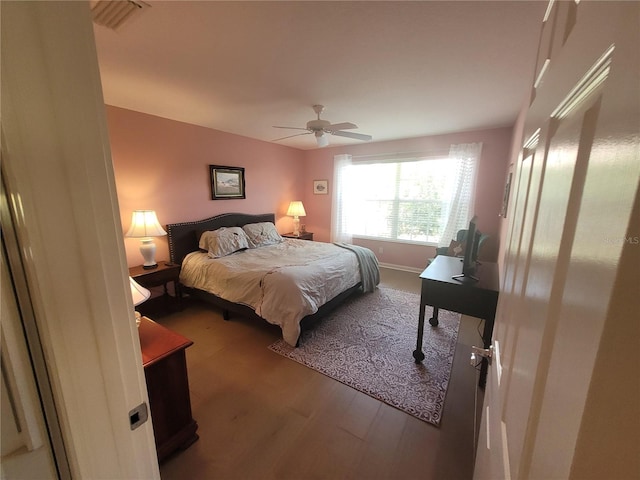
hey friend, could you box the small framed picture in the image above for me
[209,165,245,200]
[313,179,328,195]
[499,172,512,217]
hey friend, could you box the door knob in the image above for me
[470,345,493,366]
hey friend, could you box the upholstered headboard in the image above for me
[166,212,275,264]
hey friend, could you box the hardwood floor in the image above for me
[155,267,484,479]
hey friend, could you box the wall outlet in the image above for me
[378,247,383,254]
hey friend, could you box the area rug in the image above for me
[268,287,460,426]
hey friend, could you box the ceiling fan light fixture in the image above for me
[315,131,329,147]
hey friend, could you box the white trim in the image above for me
[501,421,511,480]
[534,58,551,89]
[551,44,614,120]
[523,128,541,150]
[543,0,555,23]
[485,406,491,451]
[2,2,159,478]
[353,235,438,247]
[379,263,424,274]
[351,149,449,163]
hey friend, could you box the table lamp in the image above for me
[286,201,306,236]
[125,210,167,269]
[129,276,151,327]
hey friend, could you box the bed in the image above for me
[166,212,379,346]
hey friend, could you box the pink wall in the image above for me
[301,127,514,270]
[497,98,529,273]
[108,105,512,271]
[107,106,303,266]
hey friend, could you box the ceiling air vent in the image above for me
[91,0,150,31]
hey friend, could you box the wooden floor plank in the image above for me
[157,267,481,479]
[338,390,382,441]
[349,404,409,480]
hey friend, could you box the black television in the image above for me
[452,215,480,282]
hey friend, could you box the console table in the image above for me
[413,255,499,387]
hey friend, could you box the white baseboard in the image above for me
[379,262,424,274]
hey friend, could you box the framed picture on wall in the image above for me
[313,179,328,195]
[500,171,512,217]
[209,165,245,200]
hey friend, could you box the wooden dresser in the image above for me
[138,316,198,462]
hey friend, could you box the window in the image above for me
[350,158,452,243]
[332,143,481,245]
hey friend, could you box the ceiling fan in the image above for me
[272,105,372,147]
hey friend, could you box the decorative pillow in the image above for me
[447,240,465,257]
[242,222,283,248]
[198,227,249,258]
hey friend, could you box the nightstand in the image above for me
[282,232,314,241]
[129,262,182,313]
[138,316,198,462]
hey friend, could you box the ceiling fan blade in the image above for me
[272,132,312,141]
[331,130,372,142]
[272,126,309,131]
[327,122,357,131]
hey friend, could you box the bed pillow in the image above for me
[242,222,283,248]
[199,227,249,258]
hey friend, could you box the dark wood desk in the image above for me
[413,255,499,387]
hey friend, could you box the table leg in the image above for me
[174,280,183,310]
[429,306,439,326]
[413,303,426,363]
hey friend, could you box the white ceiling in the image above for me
[93,1,547,150]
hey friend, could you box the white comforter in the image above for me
[179,239,361,346]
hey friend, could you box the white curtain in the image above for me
[331,154,353,243]
[438,142,482,247]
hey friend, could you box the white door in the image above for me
[475,1,640,479]
[2,2,160,478]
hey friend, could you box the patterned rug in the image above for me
[268,287,460,426]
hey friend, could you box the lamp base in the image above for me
[292,216,300,236]
[140,238,158,269]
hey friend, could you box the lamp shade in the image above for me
[286,201,306,218]
[126,210,166,269]
[125,210,167,238]
[129,276,151,306]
